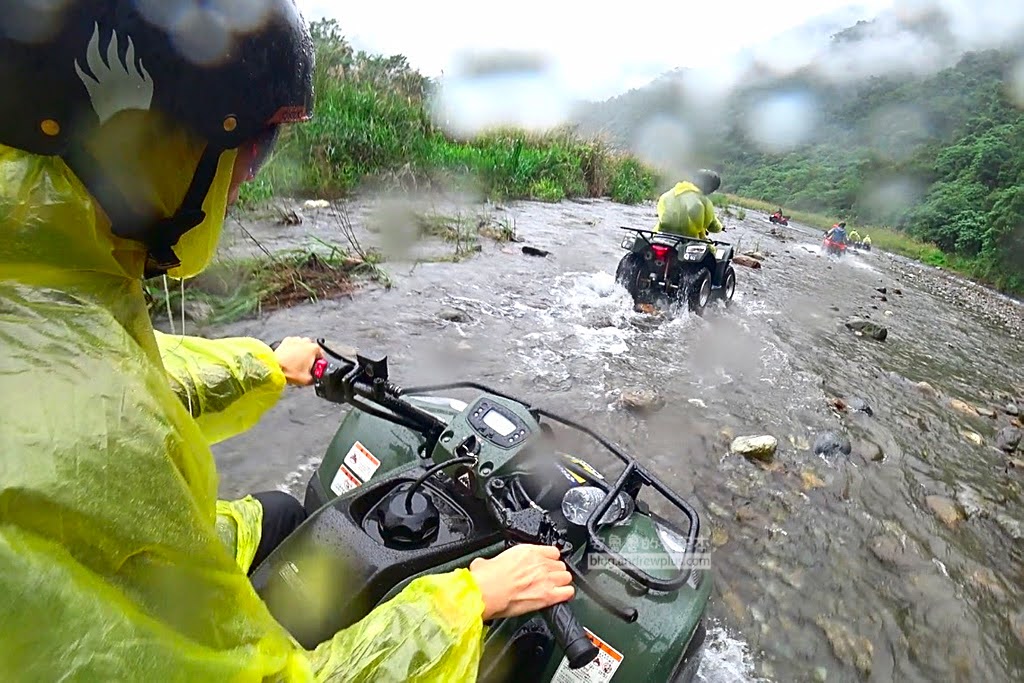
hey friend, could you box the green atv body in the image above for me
[253,350,711,683]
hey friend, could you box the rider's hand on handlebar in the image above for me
[470,545,574,621]
[273,336,324,386]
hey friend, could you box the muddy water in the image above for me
[206,198,1024,682]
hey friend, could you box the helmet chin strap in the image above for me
[62,142,225,278]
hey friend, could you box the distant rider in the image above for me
[825,221,848,244]
[654,169,724,243]
[863,234,872,249]
[848,228,861,244]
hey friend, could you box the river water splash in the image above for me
[208,198,1024,682]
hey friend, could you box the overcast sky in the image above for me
[296,0,897,101]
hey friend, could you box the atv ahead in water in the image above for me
[615,227,736,314]
[253,341,712,682]
[822,235,847,258]
[768,211,790,226]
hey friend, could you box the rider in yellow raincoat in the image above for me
[0,2,572,680]
[654,170,724,242]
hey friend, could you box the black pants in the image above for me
[249,491,308,574]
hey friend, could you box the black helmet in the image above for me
[694,169,721,195]
[0,1,314,275]
[838,221,847,228]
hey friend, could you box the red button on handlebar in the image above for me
[313,358,328,380]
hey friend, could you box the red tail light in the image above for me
[651,245,671,260]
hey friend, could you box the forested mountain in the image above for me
[573,10,1024,289]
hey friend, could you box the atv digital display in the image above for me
[483,409,516,436]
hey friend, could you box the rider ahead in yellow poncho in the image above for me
[0,3,573,681]
[654,170,724,241]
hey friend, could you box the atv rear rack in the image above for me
[619,226,729,248]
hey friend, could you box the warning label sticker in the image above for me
[550,628,624,683]
[344,441,381,482]
[330,465,361,495]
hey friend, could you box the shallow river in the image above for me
[202,197,1024,682]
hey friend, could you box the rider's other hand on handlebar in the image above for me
[469,544,574,621]
[273,336,324,386]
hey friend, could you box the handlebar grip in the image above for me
[543,602,598,669]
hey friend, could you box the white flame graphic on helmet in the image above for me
[75,23,154,124]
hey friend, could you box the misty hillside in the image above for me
[572,7,1024,289]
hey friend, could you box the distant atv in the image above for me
[768,211,790,226]
[822,235,847,258]
[615,227,736,315]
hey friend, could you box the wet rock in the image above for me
[996,426,1022,453]
[735,505,762,524]
[742,250,766,261]
[879,295,888,302]
[955,486,989,520]
[815,617,873,676]
[830,305,840,312]
[875,287,887,295]
[521,245,549,257]
[884,310,894,316]
[733,254,762,269]
[968,568,1008,603]
[711,527,729,547]
[1011,611,1024,648]
[948,398,978,416]
[1009,457,1024,470]
[814,667,829,683]
[1005,403,1020,416]
[722,590,745,620]
[182,300,214,323]
[827,397,847,413]
[730,435,778,462]
[788,434,811,451]
[438,308,471,323]
[925,495,964,529]
[802,470,826,490]
[618,388,664,413]
[915,381,938,397]
[893,288,903,295]
[960,429,984,446]
[847,398,873,415]
[854,439,884,462]
[868,535,920,569]
[977,406,997,418]
[303,199,330,209]
[845,318,888,341]
[813,431,852,457]
[994,512,1024,541]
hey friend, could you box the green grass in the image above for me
[238,20,661,209]
[145,245,388,326]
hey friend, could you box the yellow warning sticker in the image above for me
[550,628,624,682]
[330,464,361,495]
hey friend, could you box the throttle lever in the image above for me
[488,486,599,669]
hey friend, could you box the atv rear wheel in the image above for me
[687,268,712,315]
[615,252,646,299]
[721,265,736,305]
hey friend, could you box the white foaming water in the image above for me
[696,623,768,682]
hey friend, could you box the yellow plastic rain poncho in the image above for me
[654,181,723,241]
[0,115,484,680]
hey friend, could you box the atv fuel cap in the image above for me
[378,487,440,547]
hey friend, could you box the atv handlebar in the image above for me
[545,602,599,669]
